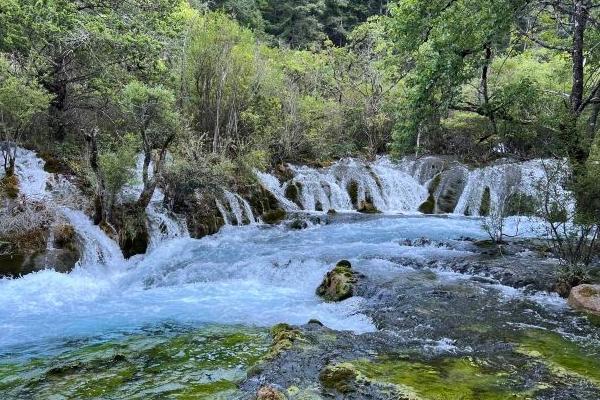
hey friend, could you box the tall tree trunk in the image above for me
[589,101,600,138]
[137,134,175,210]
[85,127,106,224]
[481,44,498,136]
[570,0,587,116]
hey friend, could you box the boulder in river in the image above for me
[568,285,600,316]
[262,208,286,224]
[316,260,357,301]
[357,201,380,214]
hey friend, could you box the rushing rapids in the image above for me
[3,149,599,399]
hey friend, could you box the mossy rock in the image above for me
[319,363,359,394]
[316,260,357,302]
[418,193,436,214]
[429,173,442,193]
[53,224,77,251]
[268,323,303,358]
[284,182,302,205]
[357,201,380,214]
[479,187,491,216]
[352,356,525,400]
[347,181,359,207]
[0,174,20,199]
[274,163,294,182]
[111,204,149,258]
[262,209,286,225]
[315,200,324,212]
[289,219,308,230]
[517,328,600,384]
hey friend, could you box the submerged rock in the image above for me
[316,260,357,301]
[288,219,308,230]
[568,285,600,316]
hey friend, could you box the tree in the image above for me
[518,0,600,221]
[261,0,327,48]
[387,0,525,156]
[0,56,51,176]
[120,82,182,209]
[0,0,183,141]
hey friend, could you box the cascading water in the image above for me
[219,190,257,226]
[125,155,189,248]
[255,170,301,211]
[6,148,123,266]
[453,159,571,216]
[4,148,599,400]
[256,156,570,216]
[61,208,125,266]
[216,190,257,226]
[263,157,429,213]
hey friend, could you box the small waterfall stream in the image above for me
[217,190,257,226]
[126,155,189,248]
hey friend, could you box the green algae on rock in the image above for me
[352,356,527,400]
[418,193,436,214]
[0,325,269,399]
[319,362,359,394]
[268,323,304,359]
[316,260,357,302]
[516,329,600,385]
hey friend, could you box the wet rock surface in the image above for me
[239,228,600,400]
[316,260,359,302]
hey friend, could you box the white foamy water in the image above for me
[217,190,257,226]
[0,148,571,357]
[255,156,570,216]
[12,147,51,200]
[0,215,503,351]
[125,154,189,248]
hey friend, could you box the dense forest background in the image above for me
[0,0,598,265]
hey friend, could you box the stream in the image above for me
[1,150,599,399]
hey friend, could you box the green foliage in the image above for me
[98,134,138,201]
[0,56,51,136]
[120,81,182,149]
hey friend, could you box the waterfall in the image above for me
[255,171,301,211]
[453,159,571,217]
[60,208,124,265]
[5,148,123,268]
[257,157,428,213]
[126,154,189,247]
[12,147,51,201]
[217,190,257,226]
[255,156,572,216]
